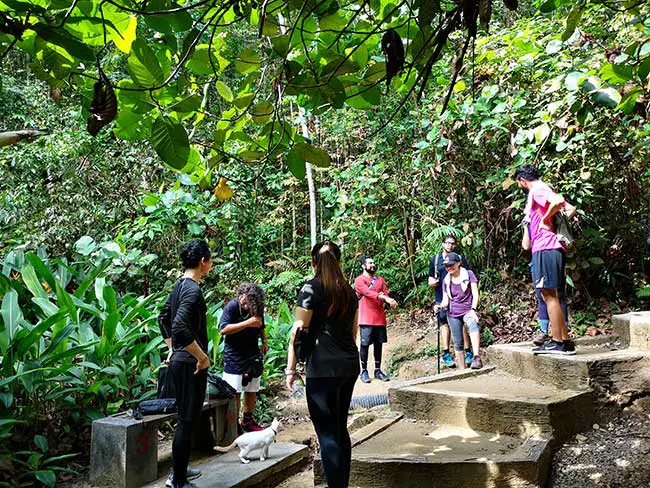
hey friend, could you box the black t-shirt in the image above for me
[219,299,262,375]
[158,277,208,364]
[297,278,360,379]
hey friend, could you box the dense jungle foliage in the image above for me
[2,0,650,485]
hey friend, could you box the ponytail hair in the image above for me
[311,241,354,320]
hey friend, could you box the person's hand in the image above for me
[285,372,300,391]
[195,355,210,375]
[164,350,173,365]
[262,341,268,355]
[388,298,398,309]
[431,278,439,287]
[247,316,263,328]
[540,218,553,231]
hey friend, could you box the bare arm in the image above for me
[220,317,261,335]
[353,309,359,339]
[286,307,313,389]
[470,282,479,311]
[521,226,531,251]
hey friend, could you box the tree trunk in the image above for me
[0,130,47,148]
[302,119,317,248]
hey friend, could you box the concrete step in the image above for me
[347,419,551,488]
[388,367,592,444]
[141,442,308,488]
[486,337,650,395]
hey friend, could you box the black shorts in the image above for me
[360,325,388,346]
[532,249,566,291]
[435,306,448,325]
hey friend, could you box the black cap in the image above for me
[442,252,461,266]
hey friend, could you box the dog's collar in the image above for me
[270,427,277,435]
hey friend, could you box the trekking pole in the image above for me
[435,306,441,375]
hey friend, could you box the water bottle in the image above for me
[292,378,305,399]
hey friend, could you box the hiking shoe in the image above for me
[563,340,576,355]
[470,355,483,369]
[533,340,572,355]
[441,350,456,368]
[374,369,390,382]
[465,350,473,366]
[241,417,264,432]
[533,332,550,346]
[166,468,201,487]
[360,369,371,383]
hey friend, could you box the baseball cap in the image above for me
[442,252,461,266]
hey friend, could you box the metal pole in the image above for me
[436,307,441,375]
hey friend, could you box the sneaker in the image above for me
[470,355,483,369]
[441,351,456,368]
[465,350,473,366]
[533,332,550,346]
[166,468,201,487]
[533,340,573,355]
[241,417,264,432]
[360,369,371,383]
[374,369,390,382]
[563,340,576,355]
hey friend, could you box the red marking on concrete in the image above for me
[136,433,149,455]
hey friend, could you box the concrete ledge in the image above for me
[347,420,552,488]
[142,442,308,488]
[389,371,593,444]
[613,311,650,350]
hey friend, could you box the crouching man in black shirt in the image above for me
[220,283,267,433]
[158,240,212,488]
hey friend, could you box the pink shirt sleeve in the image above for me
[532,186,564,210]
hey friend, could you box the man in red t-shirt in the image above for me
[355,255,397,383]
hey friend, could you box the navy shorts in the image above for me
[532,249,566,291]
[360,325,388,346]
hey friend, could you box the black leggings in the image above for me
[359,343,383,370]
[170,361,207,486]
[306,376,356,488]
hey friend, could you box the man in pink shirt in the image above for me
[355,255,398,382]
[515,164,575,355]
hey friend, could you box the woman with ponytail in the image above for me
[286,241,359,488]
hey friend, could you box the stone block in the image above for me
[612,311,650,350]
[90,416,158,488]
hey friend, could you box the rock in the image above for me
[576,434,588,441]
[593,424,600,430]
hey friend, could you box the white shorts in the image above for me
[222,372,261,393]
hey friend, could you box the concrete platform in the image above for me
[389,369,592,443]
[347,419,551,488]
[141,443,308,488]
[486,338,650,393]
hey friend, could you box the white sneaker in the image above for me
[165,468,201,487]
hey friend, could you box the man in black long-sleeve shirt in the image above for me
[158,240,212,488]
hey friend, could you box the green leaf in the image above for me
[251,101,274,124]
[34,470,56,488]
[168,95,202,113]
[600,63,633,84]
[150,115,190,170]
[32,298,59,317]
[114,107,153,141]
[561,4,584,42]
[103,312,120,343]
[25,253,56,292]
[638,57,650,81]
[533,123,551,144]
[564,71,586,91]
[186,46,219,75]
[35,25,95,61]
[539,0,559,13]
[215,81,234,102]
[1,289,22,344]
[235,48,262,74]
[0,392,13,408]
[591,87,621,108]
[74,236,96,256]
[127,39,165,87]
[286,146,306,179]
[589,257,605,265]
[34,434,48,453]
[294,142,331,168]
[144,0,193,33]
[21,263,47,298]
[616,88,642,114]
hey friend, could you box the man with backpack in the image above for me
[355,255,397,383]
[515,164,576,355]
[428,235,473,368]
